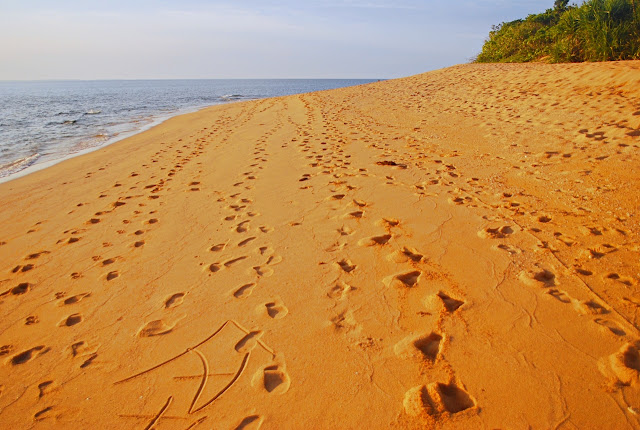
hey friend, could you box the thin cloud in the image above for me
[315,1,425,9]
[0,0,560,80]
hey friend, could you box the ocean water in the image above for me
[0,79,376,182]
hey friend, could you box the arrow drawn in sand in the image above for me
[114,320,277,425]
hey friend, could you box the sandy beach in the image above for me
[1,61,639,429]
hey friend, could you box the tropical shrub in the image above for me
[476,0,640,63]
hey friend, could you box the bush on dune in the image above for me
[476,0,640,63]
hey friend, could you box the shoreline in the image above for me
[0,62,638,429]
[0,78,378,186]
[0,102,229,185]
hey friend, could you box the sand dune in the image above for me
[1,61,639,429]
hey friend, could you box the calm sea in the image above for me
[0,79,376,182]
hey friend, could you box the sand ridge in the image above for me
[0,61,639,429]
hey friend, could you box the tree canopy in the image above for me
[476,0,640,63]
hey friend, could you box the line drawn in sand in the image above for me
[114,319,278,429]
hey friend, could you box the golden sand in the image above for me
[1,61,639,429]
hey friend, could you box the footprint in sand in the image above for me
[358,234,392,247]
[330,309,361,335]
[395,332,443,362]
[379,218,400,227]
[337,226,354,236]
[518,268,556,287]
[80,352,98,368]
[413,333,443,361]
[24,250,50,262]
[538,215,553,223]
[102,258,116,266]
[478,225,514,239]
[432,291,464,312]
[235,415,264,430]
[328,281,354,301]
[0,344,14,358]
[233,283,256,299]
[252,358,291,395]
[11,263,35,273]
[38,380,56,398]
[59,293,91,306]
[605,273,636,287]
[594,318,626,336]
[236,221,250,233]
[9,345,46,365]
[448,196,472,206]
[70,340,98,359]
[234,331,263,353]
[404,382,475,417]
[164,293,185,309]
[345,210,364,219]
[58,314,83,327]
[258,246,274,256]
[3,282,32,297]
[106,271,119,281]
[34,407,60,421]
[575,267,593,276]
[252,265,274,277]
[493,243,522,254]
[573,299,608,315]
[238,237,257,247]
[210,242,227,252]
[603,341,640,386]
[336,259,357,273]
[263,300,288,319]
[383,270,421,288]
[137,319,178,337]
[265,255,282,265]
[387,246,424,263]
[545,289,572,304]
[325,242,346,253]
[224,256,249,268]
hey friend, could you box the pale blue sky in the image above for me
[0,0,553,79]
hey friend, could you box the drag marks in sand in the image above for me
[116,319,288,428]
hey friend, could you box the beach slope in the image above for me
[1,61,639,429]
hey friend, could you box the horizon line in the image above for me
[0,77,387,83]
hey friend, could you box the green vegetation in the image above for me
[476,0,640,63]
